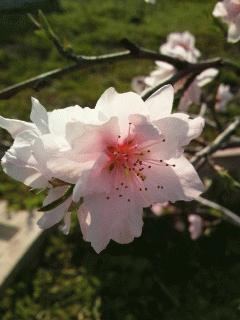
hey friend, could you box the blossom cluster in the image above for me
[132,31,233,112]
[213,0,240,43]
[0,85,205,252]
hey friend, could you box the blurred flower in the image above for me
[160,31,201,63]
[215,83,233,112]
[213,0,240,43]
[188,214,203,240]
[132,31,218,111]
[131,76,147,94]
[174,218,186,232]
[151,202,169,216]
[144,0,156,4]
[178,69,219,112]
[144,62,175,88]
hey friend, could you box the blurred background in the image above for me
[0,0,240,319]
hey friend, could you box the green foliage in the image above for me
[0,217,240,319]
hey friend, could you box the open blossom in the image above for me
[0,85,205,253]
[213,0,240,43]
[28,85,205,253]
[215,84,233,112]
[188,214,203,240]
[132,31,218,111]
[160,31,201,63]
[144,31,201,88]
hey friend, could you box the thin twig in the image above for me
[196,196,240,227]
[191,117,240,167]
[0,43,187,100]
[142,58,240,101]
[29,11,79,62]
[0,33,239,100]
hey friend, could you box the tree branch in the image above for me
[196,195,240,227]
[0,29,239,101]
[191,117,240,167]
[141,58,240,101]
[0,45,187,100]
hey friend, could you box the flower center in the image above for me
[102,122,176,205]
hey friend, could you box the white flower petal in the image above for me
[37,186,72,229]
[0,116,35,138]
[2,154,48,188]
[212,2,228,18]
[30,97,49,134]
[145,84,174,120]
[197,68,219,87]
[228,22,240,43]
[95,87,148,130]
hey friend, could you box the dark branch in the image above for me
[0,45,187,100]
[141,58,240,101]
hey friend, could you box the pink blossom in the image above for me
[188,214,203,240]
[178,69,219,112]
[1,86,205,253]
[151,202,169,216]
[174,218,186,233]
[131,76,148,94]
[31,85,205,253]
[160,31,201,63]
[137,31,218,112]
[215,84,233,112]
[213,0,240,43]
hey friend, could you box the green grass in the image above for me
[0,0,240,319]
